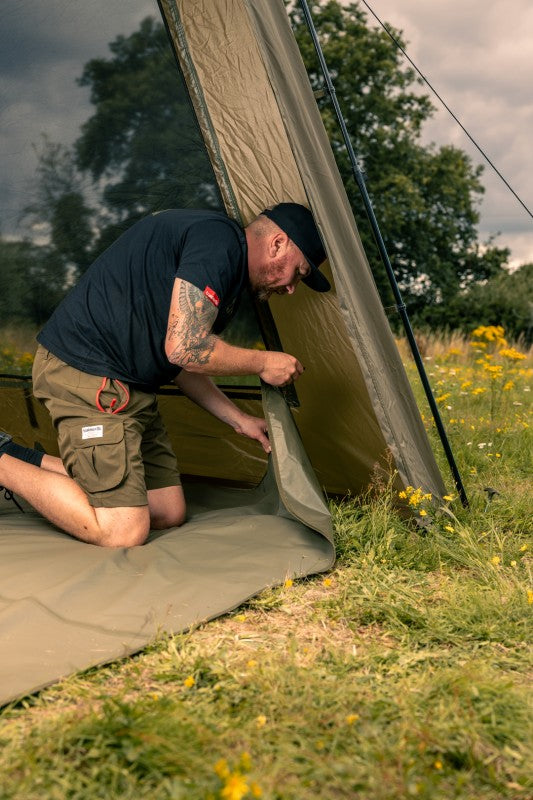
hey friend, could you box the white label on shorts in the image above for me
[81,425,104,440]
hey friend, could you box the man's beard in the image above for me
[251,256,290,302]
[253,286,273,302]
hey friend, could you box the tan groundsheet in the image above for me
[0,387,333,707]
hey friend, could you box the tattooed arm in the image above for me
[165,278,304,386]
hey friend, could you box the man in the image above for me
[0,202,329,547]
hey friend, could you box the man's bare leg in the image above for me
[147,485,186,529]
[41,453,68,475]
[0,454,149,547]
[31,454,185,529]
[0,454,185,547]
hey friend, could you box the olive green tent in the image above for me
[0,0,446,705]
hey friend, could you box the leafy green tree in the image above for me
[0,238,65,326]
[75,16,222,254]
[289,0,509,314]
[23,135,94,279]
[421,263,533,345]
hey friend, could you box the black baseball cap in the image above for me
[261,202,330,292]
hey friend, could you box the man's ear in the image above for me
[269,231,288,257]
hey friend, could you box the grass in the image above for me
[0,325,532,799]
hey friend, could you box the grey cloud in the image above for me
[369,0,533,263]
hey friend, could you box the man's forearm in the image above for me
[174,370,246,427]
[170,335,267,376]
[174,370,271,453]
[165,279,303,386]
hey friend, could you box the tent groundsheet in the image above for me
[0,387,333,707]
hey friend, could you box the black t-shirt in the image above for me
[38,210,248,389]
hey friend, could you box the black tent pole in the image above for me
[299,0,469,508]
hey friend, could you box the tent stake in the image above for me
[299,0,469,508]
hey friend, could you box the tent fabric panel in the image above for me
[165,0,399,495]
[244,0,446,498]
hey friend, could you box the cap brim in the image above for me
[302,265,331,292]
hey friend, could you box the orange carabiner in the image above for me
[95,377,130,414]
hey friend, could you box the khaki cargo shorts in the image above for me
[32,345,181,508]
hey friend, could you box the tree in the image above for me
[0,238,66,326]
[75,16,222,253]
[289,1,509,315]
[423,263,533,345]
[22,135,94,279]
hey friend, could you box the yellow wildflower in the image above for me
[346,713,360,725]
[527,590,533,605]
[221,772,249,800]
[471,387,487,395]
[419,509,428,517]
[519,544,528,552]
[434,760,443,770]
[503,380,514,391]
[471,325,486,338]
[247,660,257,669]
[443,495,454,502]
[255,714,267,728]
[235,614,247,622]
[483,363,503,376]
[510,561,517,567]
[444,526,455,533]
[184,675,195,688]
[214,759,230,779]
[471,324,506,344]
[499,347,526,361]
[323,577,333,587]
[490,556,501,566]
[436,392,451,404]
[408,488,425,507]
[398,490,407,500]
[284,578,293,588]
[250,782,263,798]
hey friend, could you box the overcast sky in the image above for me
[364,0,533,267]
[1,0,532,267]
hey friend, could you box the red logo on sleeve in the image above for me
[204,286,220,307]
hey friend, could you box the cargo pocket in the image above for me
[63,418,127,494]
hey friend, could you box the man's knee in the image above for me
[149,505,186,530]
[95,506,150,547]
[148,486,186,530]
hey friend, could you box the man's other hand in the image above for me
[233,413,271,453]
[259,352,304,387]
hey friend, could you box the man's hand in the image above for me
[258,351,304,387]
[233,413,271,453]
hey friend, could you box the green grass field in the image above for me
[0,326,531,800]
